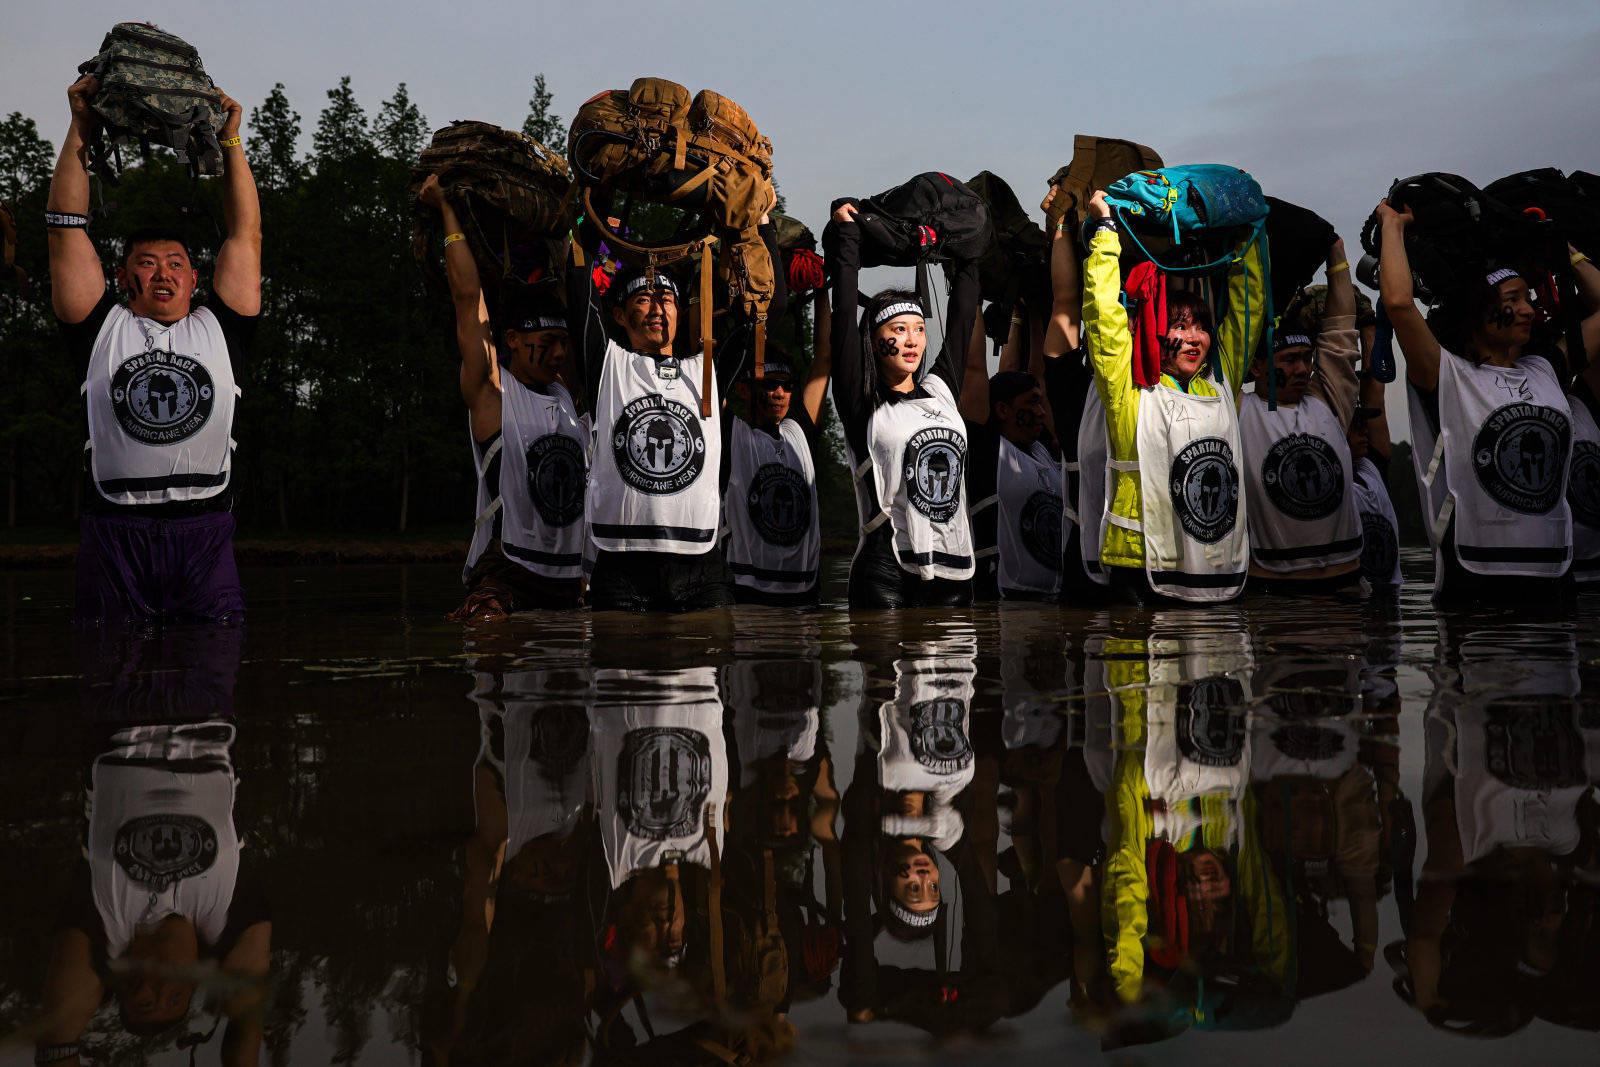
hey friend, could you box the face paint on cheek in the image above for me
[873,336,900,362]
[1487,304,1519,331]
[127,274,144,299]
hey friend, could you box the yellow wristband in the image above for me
[1573,252,1590,266]
[219,136,241,148]
[1328,261,1349,274]
[443,232,466,246]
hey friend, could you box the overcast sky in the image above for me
[6,0,1599,439]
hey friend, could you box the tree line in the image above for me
[0,76,854,539]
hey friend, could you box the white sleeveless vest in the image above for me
[1407,351,1572,583]
[723,658,822,789]
[592,667,727,888]
[88,721,240,958]
[84,305,238,506]
[1075,388,1111,587]
[996,437,1063,597]
[500,377,588,579]
[587,341,721,555]
[464,428,502,581]
[502,669,592,857]
[876,655,976,852]
[724,417,820,595]
[848,375,974,581]
[1567,393,1600,583]
[1239,391,1362,574]
[1351,457,1403,587]
[1119,380,1250,602]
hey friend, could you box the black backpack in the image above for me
[1263,196,1336,324]
[1485,167,1600,262]
[828,171,995,269]
[1358,173,1533,304]
[966,170,1050,337]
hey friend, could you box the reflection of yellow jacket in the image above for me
[1083,229,1267,570]
[1097,640,1290,1005]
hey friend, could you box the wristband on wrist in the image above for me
[45,211,90,229]
[1573,252,1591,266]
[1328,261,1349,275]
[35,1044,80,1065]
[1090,217,1117,234]
[219,136,242,148]
[443,232,466,246]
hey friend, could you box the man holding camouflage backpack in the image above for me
[49,73,260,626]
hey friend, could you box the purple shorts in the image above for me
[75,511,246,626]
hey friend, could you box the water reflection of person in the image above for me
[840,644,1007,1034]
[1391,624,1600,1036]
[1088,625,1291,1045]
[36,626,268,1067]
[428,668,595,1066]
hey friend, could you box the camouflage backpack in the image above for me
[77,23,225,182]
[407,120,573,308]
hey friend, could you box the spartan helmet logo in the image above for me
[748,462,812,546]
[1482,700,1584,790]
[527,433,586,527]
[903,426,966,523]
[1570,440,1600,527]
[613,395,707,495]
[111,352,216,445]
[1360,510,1398,582]
[617,727,714,841]
[1175,677,1248,767]
[1170,437,1239,544]
[1473,403,1570,514]
[1262,434,1343,520]
[1019,489,1065,567]
[907,698,973,775]
[113,813,218,890]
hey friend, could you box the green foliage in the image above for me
[246,84,302,191]
[0,111,52,202]
[374,82,429,165]
[312,75,371,163]
[521,73,565,149]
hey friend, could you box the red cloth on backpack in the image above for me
[1146,839,1188,970]
[787,248,825,294]
[1124,261,1167,388]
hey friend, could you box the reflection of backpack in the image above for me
[708,848,789,1013]
[568,78,777,395]
[966,171,1050,338]
[77,23,224,182]
[829,172,996,269]
[407,120,572,307]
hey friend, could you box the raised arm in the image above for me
[218,920,272,1067]
[932,254,981,399]
[825,205,867,434]
[801,287,832,425]
[1568,242,1600,378]
[48,76,107,324]
[36,926,101,1066]
[1041,186,1083,358]
[1081,193,1135,412]
[958,307,990,422]
[419,175,500,441]
[1309,238,1360,426]
[1376,200,1442,391]
[564,233,610,411]
[1361,374,1392,461]
[210,90,261,316]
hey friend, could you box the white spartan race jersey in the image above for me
[592,667,728,889]
[1408,350,1573,585]
[1239,390,1362,574]
[87,722,240,959]
[848,375,975,581]
[1567,393,1600,583]
[1352,457,1403,587]
[724,418,820,595]
[587,340,721,555]
[501,670,593,858]
[1117,380,1250,602]
[722,658,822,790]
[1249,659,1363,783]
[876,655,977,852]
[1075,388,1111,586]
[83,305,239,506]
[995,436,1064,597]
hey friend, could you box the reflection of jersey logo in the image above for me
[618,727,712,841]
[908,698,972,775]
[1261,433,1343,520]
[110,351,215,444]
[1175,677,1247,767]
[1568,439,1600,527]
[1271,722,1347,762]
[1472,403,1570,514]
[1483,701,1583,790]
[1169,437,1239,544]
[902,426,966,523]
[1019,490,1064,567]
[1360,510,1398,583]
[612,395,706,495]
[114,814,218,889]
[748,461,812,546]
[527,433,586,527]
[527,706,590,778]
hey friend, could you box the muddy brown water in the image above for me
[2,554,1597,1065]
